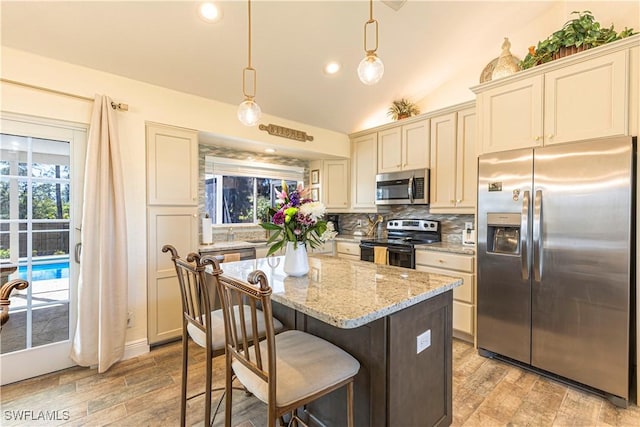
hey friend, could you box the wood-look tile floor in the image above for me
[1,338,638,426]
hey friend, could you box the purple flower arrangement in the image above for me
[259,181,329,256]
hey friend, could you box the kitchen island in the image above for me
[216,255,463,427]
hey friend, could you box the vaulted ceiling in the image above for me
[2,1,638,134]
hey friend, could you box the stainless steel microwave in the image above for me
[375,168,429,205]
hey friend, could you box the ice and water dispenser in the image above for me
[486,213,521,255]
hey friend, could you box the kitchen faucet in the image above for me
[366,214,384,237]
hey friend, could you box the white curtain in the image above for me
[70,95,128,372]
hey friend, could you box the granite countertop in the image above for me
[415,241,476,255]
[335,234,476,255]
[213,255,462,329]
[200,236,476,255]
[199,240,268,252]
[334,234,364,242]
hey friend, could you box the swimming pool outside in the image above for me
[18,259,70,281]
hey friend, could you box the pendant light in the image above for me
[237,0,261,126]
[358,0,384,85]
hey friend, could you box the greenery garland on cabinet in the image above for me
[520,10,634,70]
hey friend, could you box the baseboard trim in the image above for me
[123,338,150,360]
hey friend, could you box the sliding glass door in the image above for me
[0,114,86,385]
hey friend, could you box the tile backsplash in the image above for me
[195,142,474,245]
[333,206,474,243]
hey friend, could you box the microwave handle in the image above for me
[408,175,414,203]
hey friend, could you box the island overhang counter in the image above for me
[211,254,463,427]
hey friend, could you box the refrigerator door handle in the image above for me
[533,189,543,282]
[520,190,530,280]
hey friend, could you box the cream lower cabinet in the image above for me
[147,206,198,344]
[429,104,476,213]
[257,241,333,259]
[415,250,475,342]
[475,47,630,154]
[255,245,271,258]
[335,241,360,261]
[309,240,335,255]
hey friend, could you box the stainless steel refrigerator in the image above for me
[477,136,635,407]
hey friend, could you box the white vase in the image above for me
[283,241,309,277]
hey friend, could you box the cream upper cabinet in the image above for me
[351,132,378,211]
[544,50,627,145]
[377,127,402,173]
[475,45,631,154]
[430,113,457,209]
[146,123,198,205]
[377,119,429,173]
[429,105,476,213]
[478,75,544,153]
[322,159,350,211]
[402,120,430,171]
[456,108,477,211]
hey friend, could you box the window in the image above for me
[204,157,304,225]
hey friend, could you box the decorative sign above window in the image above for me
[259,124,314,142]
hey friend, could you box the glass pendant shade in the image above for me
[358,53,384,85]
[237,98,261,126]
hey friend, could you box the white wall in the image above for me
[0,47,350,346]
[419,1,640,113]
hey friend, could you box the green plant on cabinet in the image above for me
[520,10,634,69]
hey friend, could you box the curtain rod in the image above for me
[0,78,129,111]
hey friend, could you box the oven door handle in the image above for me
[387,246,414,254]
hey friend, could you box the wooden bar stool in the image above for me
[207,262,360,427]
[162,245,283,427]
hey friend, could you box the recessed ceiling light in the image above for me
[199,2,222,23]
[264,148,276,154]
[324,61,341,75]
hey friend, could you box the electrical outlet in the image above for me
[127,311,134,328]
[356,219,363,227]
[416,329,431,354]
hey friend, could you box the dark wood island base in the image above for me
[273,290,453,427]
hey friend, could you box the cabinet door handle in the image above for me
[547,134,554,139]
[534,136,541,141]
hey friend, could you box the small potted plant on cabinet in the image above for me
[387,98,420,120]
[521,10,634,69]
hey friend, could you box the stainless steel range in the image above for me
[359,219,441,269]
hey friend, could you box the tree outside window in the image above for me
[205,175,298,225]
